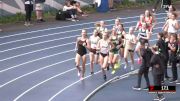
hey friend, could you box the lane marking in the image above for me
[0,58,75,89]
[83,74,132,101]
[0,50,74,73]
[13,38,156,101]
[0,13,165,39]
[48,59,139,101]
[0,27,161,73]
[13,62,90,101]
[0,18,166,53]
[0,20,139,46]
[0,17,166,46]
[0,42,75,62]
[0,25,165,62]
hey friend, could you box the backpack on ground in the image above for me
[56,10,66,20]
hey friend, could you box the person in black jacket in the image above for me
[24,0,33,26]
[150,46,165,100]
[152,0,171,12]
[168,34,178,83]
[133,42,153,90]
[156,32,170,80]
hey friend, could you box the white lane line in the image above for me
[47,70,100,101]
[0,26,161,74]
[0,26,162,74]
[0,20,138,46]
[13,62,89,101]
[0,42,75,62]
[0,36,158,89]
[0,17,166,53]
[83,71,135,101]
[0,25,164,62]
[0,58,75,89]
[0,50,74,73]
[0,13,166,39]
[13,38,157,101]
[48,59,140,101]
[0,16,166,46]
[48,38,164,101]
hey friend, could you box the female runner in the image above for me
[97,31,114,80]
[89,29,100,74]
[135,23,152,64]
[135,14,145,31]
[109,27,122,74]
[75,29,90,80]
[116,24,126,61]
[144,10,157,32]
[124,27,137,70]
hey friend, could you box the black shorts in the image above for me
[128,49,134,52]
[90,48,96,54]
[139,38,148,45]
[100,53,109,58]
[77,51,87,57]
[120,45,124,48]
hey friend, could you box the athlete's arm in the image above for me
[174,20,180,30]
[75,37,80,52]
[135,22,140,31]
[162,20,169,31]
[109,40,115,51]
[152,15,157,28]
[96,40,101,51]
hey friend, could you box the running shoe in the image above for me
[169,79,178,83]
[111,69,116,75]
[80,77,84,80]
[137,58,142,64]
[124,64,128,69]
[114,62,121,69]
[77,71,81,77]
[142,87,149,91]
[103,75,107,81]
[131,65,134,70]
[90,72,94,75]
[132,86,141,91]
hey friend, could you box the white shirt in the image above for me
[25,1,33,4]
[99,40,109,54]
[90,36,100,49]
[63,6,73,11]
[168,19,178,33]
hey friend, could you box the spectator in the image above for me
[75,2,88,17]
[35,0,45,22]
[166,5,176,20]
[63,1,78,21]
[163,12,180,34]
[24,0,33,26]
[109,0,114,10]
[150,46,165,100]
[152,0,171,12]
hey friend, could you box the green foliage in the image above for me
[81,5,96,13]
